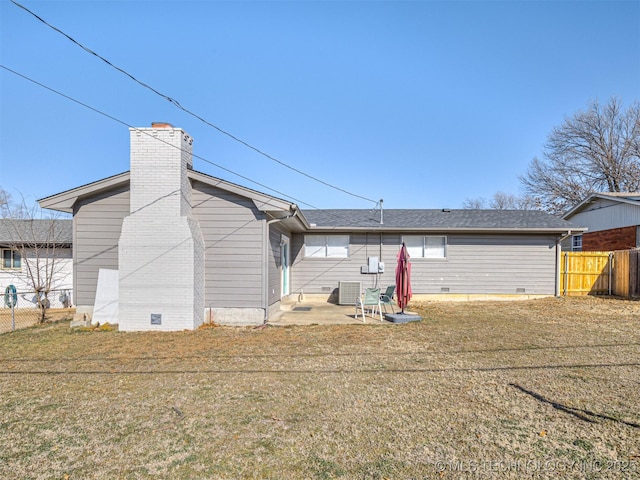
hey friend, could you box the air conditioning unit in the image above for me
[338,281,361,305]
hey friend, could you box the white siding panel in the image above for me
[0,250,73,294]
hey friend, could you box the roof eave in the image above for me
[188,170,295,212]
[306,226,588,234]
[38,172,130,214]
[38,169,299,215]
[563,193,640,219]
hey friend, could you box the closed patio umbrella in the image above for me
[396,242,412,313]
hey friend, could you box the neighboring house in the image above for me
[38,124,585,330]
[0,219,73,303]
[563,193,640,251]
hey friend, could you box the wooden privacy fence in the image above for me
[561,249,640,297]
[612,249,640,297]
[561,251,612,296]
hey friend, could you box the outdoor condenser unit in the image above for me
[338,281,361,305]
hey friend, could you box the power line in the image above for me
[10,0,379,206]
[0,64,367,226]
[0,64,303,211]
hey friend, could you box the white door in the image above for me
[280,235,290,297]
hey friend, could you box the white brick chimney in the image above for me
[118,123,205,331]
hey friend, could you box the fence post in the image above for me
[563,252,568,296]
[608,252,613,296]
[636,249,640,297]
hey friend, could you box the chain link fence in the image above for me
[1,288,74,334]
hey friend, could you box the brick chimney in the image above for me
[118,124,205,331]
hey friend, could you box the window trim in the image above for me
[402,235,448,259]
[2,249,22,270]
[572,234,583,252]
[304,234,350,258]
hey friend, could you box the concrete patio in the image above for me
[269,297,394,326]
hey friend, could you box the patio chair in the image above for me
[355,288,382,322]
[380,285,396,314]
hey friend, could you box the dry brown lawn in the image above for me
[1,297,639,479]
[0,308,75,334]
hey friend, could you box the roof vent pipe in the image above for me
[379,199,384,225]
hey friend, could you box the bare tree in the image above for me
[0,187,16,218]
[1,189,71,323]
[490,192,540,210]
[463,192,540,210]
[462,197,487,209]
[0,188,9,212]
[520,98,640,214]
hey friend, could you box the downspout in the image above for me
[262,209,299,323]
[556,230,572,297]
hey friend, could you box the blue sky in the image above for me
[1,0,639,213]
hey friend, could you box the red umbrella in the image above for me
[396,242,412,313]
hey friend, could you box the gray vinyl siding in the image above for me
[192,181,264,309]
[290,233,401,295]
[561,235,578,252]
[74,181,268,309]
[416,234,556,294]
[569,199,640,232]
[291,232,558,296]
[72,178,560,310]
[73,185,129,306]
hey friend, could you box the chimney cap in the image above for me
[151,122,173,128]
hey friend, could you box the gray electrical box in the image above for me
[361,257,385,274]
[368,257,379,274]
[150,313,162,325]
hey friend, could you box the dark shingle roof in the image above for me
[301,209,583,231]
[0,219,72,244]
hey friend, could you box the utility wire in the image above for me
[0,64,370,226]
[10,0,379,206]
[0,64,305,211]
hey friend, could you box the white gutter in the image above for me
[306,226,586,234]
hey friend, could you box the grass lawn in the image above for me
[1,297,639,479]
